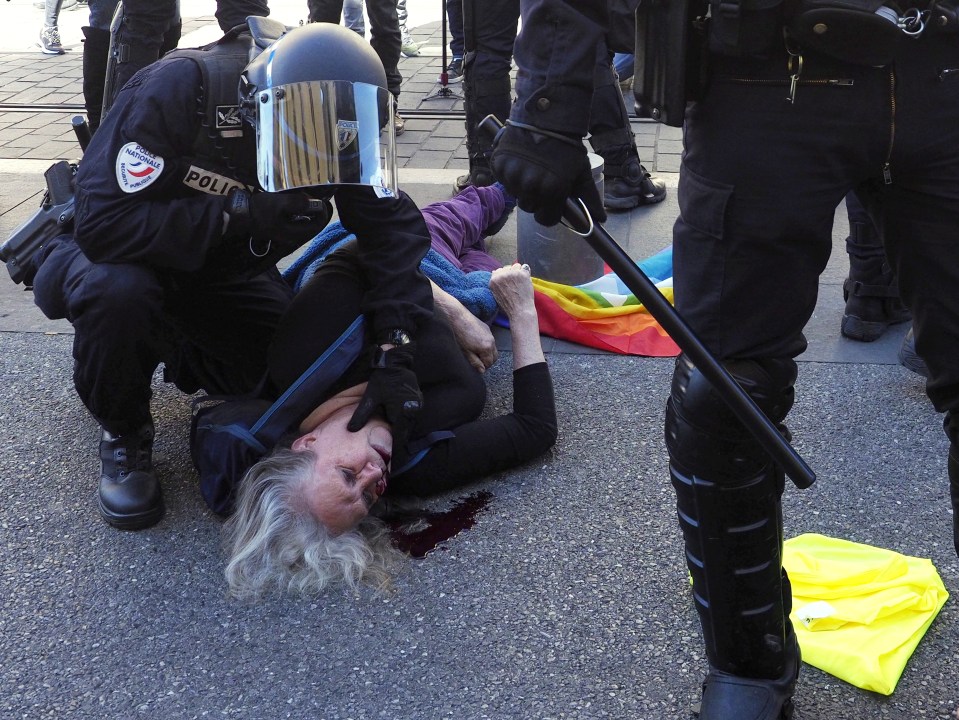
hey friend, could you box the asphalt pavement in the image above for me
[0,1,956,718]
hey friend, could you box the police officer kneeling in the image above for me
[30,19,419,531]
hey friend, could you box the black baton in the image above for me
[482,115,816,489]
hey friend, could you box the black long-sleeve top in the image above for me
[268,241,558,496]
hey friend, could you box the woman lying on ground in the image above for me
[220,184,557,599]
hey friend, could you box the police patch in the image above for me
[216,105,242,129]
[182,165,248,197]
[116,142,164,193]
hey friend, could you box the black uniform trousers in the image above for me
[33,237,294,436]
[306,0,402,100]
[461,0,519,161]
[674,36,959,435]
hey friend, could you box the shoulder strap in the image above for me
[250,315,367,446]
[166,33,254,145]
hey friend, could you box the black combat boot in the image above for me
[698,621,800,719]
[841,221,910,341]
[598,149,667,211]
[897,327,929,377]
[454,158,494,195]
[98,421,164,530]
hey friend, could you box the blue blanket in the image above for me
[282,222,499,321]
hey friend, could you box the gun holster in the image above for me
[0,161,76,287]
[633,0,710,128]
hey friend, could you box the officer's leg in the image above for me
[102,0,178,118]
[214,0,268,33]
[81,0,116,131]
[160,268,294,398]
[457,0,519,193]
[840,190,910,341]
[877,34,959,557]
[306,0,344,24]
[588,52,666,210]
[665,355,800,717]
[81,25,112,132]
[364,0,403,109]
[669,48,862,716]
[33,240,168,530]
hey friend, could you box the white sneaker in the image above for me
[39,26,65,55]
[401,35,424,57]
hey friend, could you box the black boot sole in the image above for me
[97,496,165,531]
[604,189,667,211]
[840,313,910,342]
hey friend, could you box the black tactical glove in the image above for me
[490,122,606,228]
[348,343,423,447]
[223,187,331,262]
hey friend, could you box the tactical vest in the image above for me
[163,27,260,196]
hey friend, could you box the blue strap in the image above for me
[250,315,366,446]
[391,430,455,477]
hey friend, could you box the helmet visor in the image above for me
[255,80,397,194]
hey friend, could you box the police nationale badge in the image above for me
[336,120,359,151]
[116,142,164,193]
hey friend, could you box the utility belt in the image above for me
[633,0,959,126]
[710,0,959,67]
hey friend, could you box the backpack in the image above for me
[190,315,366,515]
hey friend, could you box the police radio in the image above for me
[633,0,709,128]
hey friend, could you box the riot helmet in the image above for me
[240,23,397,195]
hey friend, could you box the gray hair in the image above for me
[222,447,405,601]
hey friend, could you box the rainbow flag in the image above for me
[530,246,680,357]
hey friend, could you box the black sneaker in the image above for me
[98,422,164,530]
[444,57,464,83]
[38,26,65,55]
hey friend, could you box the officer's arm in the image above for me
[332,187,434,340]
[72,60,230,273]
[511,0,608,136]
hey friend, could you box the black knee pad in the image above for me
[665,354,797,482]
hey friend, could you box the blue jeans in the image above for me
[43,0,64,28]
[446,0,464,59]
[612,52,633,81]
[343,0,364,35]
[87,0,118,30]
